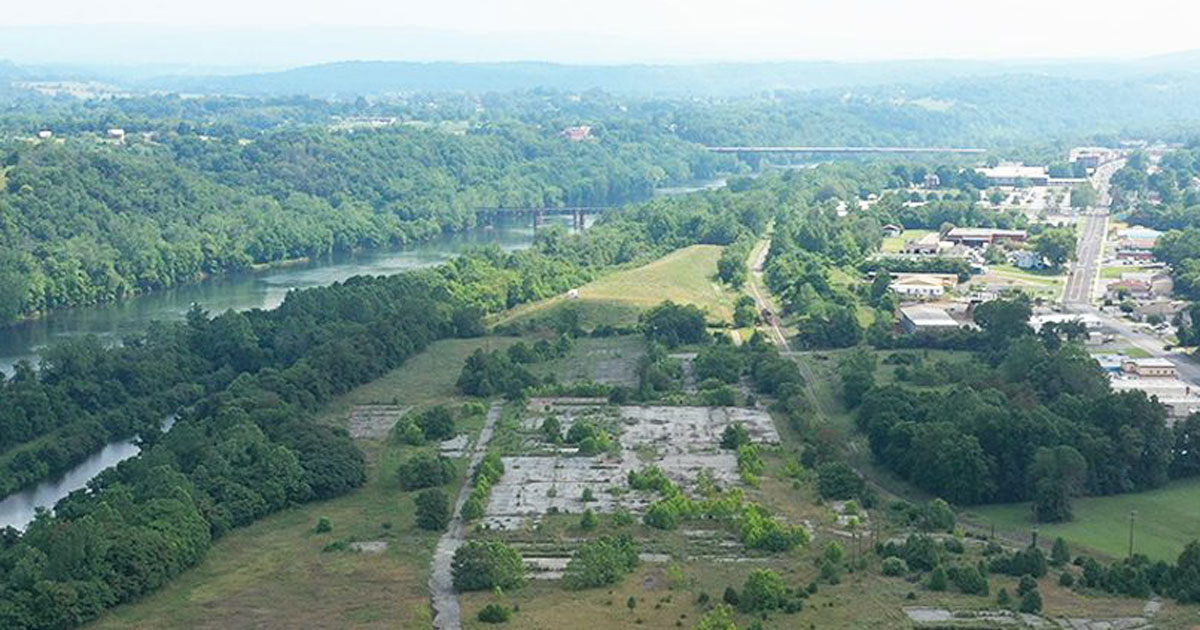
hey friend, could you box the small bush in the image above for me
[315,517,332,533]
[881,557,908,577]
[477,603,512,623]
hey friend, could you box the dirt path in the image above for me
[429,401,502,629]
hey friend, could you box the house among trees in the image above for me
[882,223,904,238]
[561,125,593,141]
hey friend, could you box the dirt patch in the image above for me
[348,405,411,439]
[347,541,388,553]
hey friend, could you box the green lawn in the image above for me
[1101,265,1156,279]
[497,244,736,328]
[965,478,1200,562]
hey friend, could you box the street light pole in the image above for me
[1128,510,1137,559]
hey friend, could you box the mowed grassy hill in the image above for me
[497,244,735,329]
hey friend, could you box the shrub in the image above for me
[816,461,864,500]
[1059,571,1075,587]
[397,452,457,490]
[739,569,787,613]
[541,415,563,443]
[315,517,332,533]
[948,565,989,596]
[452,541,525,592]
[580,508,598,531]
[882,557,908,577]
[417,406,456,441]
[641,301,708,348]
[723,586,740,607]
[415,488,451,531]
[928,566,948,591]
[1019,587,1043,613]
[563,535,640,589]
[718,423,750,453]
[477,603,512,623]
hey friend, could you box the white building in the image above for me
[892,278,945,299]
[976,165,1049,186]
[900,305,960,334]
[1029,313,1103,332]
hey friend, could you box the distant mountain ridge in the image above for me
[5,53,1200,98]
[136,55,1200,97]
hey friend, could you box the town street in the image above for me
[1064,157,1200,389]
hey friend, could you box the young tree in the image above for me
[928,565,948,591]
[415,488,450,531]
[1051,537,1071,566]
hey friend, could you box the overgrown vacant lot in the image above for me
[499,244,735,328]
[86,336,519,629]
[965,477,1200,562]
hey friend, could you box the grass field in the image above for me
[497,245,736,328]
[965,477,1200,562]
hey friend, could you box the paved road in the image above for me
[429,401,502,630]
[1063,211,1108,306]
[1063,158,1123,307]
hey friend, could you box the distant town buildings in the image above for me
[881,224,904,238]
[976,165,1049,186]
[36,130,52,140]
[1069,147,1120,169]
[106,128,125,140]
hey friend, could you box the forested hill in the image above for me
[0,123,729,322]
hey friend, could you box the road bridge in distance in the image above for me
[706,146,986,154]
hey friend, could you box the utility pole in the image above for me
[1128,510,1137,559]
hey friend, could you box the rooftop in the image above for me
[946,227,1027,238]
[976,165,1048,180]
[900,305,959,327]
[1125,357,1177,369]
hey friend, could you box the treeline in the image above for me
[854,299,1192,517]
[0,119,731,322]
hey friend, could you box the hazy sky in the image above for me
[3,0,1200,67]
